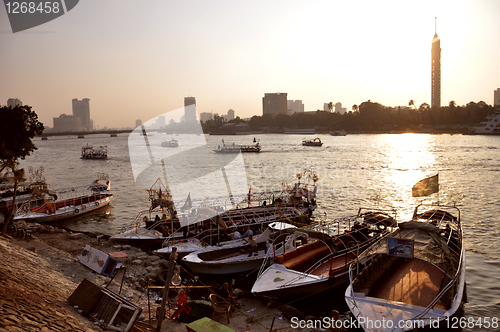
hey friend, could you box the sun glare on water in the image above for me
[380,133,437,216]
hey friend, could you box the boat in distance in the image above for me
[81,143,108,159]
[251,209,397,299]
[302,138,323,146]
[466,112,500,135]
[161,138,179,147]
[345,204,465,332]
[213,140,261,153]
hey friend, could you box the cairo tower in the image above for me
[431,18,441,109]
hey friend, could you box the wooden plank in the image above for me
[374,258,446,308]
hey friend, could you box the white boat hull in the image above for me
[14,196,112,223]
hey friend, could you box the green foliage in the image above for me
[0,105,44,170]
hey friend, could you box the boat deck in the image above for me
[311,252,356,276]
[373,258,447,309]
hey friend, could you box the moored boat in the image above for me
[153,205,309,257]
[251,209,397,299]
[345,204,465,332]
[302,138,323,146]
[181,223,297,275]
[114,176,318,250]
[13,174,113,223]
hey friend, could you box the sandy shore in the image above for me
[0,225,330,332]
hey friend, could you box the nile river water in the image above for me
[19,133,500,330]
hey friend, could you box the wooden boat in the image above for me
[152,206,308,256]
[81,143,108,159]
[113,178,317,250]
[181,223,297,275]
[302,138,323,146]
[345,204,465,332]
[251,209,397,299]
[13,175,113,223]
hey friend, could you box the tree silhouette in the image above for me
[1,105,44,236]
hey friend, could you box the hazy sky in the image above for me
[1,0,499,129]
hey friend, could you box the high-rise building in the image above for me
[494,88,500,106]
[335,102,347,114]
[72,98,91,130]
[288,100,304,113]
[263,93,288,115]
[135,119,142,128]
[184,96,197,122]
[227,109,235,121]
[7,98,22,108]
[53,114,81,131]
[431,18,441,109]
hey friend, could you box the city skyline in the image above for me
[1,0,500,129]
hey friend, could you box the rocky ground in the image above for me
[0,221,339,332]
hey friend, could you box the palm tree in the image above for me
[328,102,333,113]
[408,100,417,110]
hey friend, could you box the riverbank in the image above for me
[0,224,327,332]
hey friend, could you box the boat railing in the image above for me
[409,209,464,322]
[258,238,289,275]
[119,209,159,233]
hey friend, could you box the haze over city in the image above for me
[1,0,499,129]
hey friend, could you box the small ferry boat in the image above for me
[81,144,108,159]
[161,138,179,147]
[302,138,323,146]
[345,204,465,332]
[213,140,261,153]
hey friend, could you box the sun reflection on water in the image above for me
[380,134,438,219]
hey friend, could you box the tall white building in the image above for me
[335,102,347,114]
[227,109,235,121]
[288,100,304,114]
[184,96,197,122]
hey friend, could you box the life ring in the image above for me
[96,201,100,206]
[75,209,79,214]
[377,223,387,231]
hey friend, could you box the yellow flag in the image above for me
[412,174,439,197]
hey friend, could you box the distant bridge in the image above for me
[38,129,133,137]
